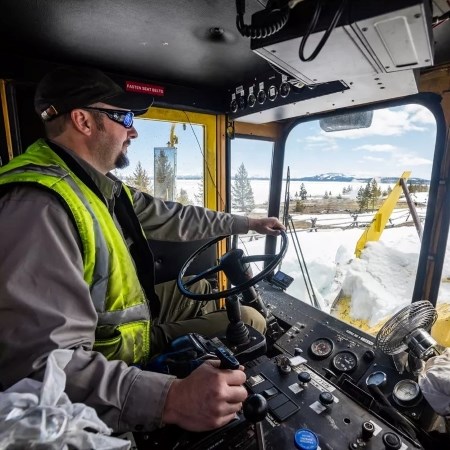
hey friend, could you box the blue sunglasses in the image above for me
[83,107,134,128]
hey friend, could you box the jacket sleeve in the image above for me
[0,185,174,432]
[131,188,250,241]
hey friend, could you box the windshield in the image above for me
[231,103,447,337]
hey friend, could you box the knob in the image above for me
[322,368,337,380]
[363,350,375,362]
[243,394,268,450]
[361,421,375,441]
[243,394,268,424]
[318,391,334,406]
[277,356,291,374]
[294,428,319,450]
[298,371,311,385]
[382,432,402,450]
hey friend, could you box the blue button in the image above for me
[294,428,319,450]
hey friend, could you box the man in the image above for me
[0,66,284,433]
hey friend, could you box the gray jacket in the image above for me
[0,144,249,432]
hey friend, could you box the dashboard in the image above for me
[134,281,440,450]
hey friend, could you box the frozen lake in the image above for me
[175,178,426,207]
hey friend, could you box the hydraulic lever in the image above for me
[243,394,268,450]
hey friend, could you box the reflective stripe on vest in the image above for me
[0,140,151,365]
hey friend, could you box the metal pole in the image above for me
[400,178,423,241]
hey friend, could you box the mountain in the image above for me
[292,173,430,184]
[295,173,357,182]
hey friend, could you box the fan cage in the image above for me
[375,300,438,355]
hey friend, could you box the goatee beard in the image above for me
[115,153,129,169]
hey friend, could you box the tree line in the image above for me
[116,159,256,212]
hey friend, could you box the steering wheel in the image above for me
[177,230,288,301]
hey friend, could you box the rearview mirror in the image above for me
[319,111,374,132]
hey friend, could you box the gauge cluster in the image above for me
[260,282,434,432]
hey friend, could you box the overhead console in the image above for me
[229,0,434,123]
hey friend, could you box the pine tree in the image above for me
[369,178,381,211]
[176,188,191,205]
[231,163,255,213]
[356,186,368,212]
[154,149,175,200]
[125,161,152,194]
[194,178,204,206]
[299,183,307,200]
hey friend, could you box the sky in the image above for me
[121,103,437,183]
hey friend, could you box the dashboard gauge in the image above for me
[331,350,358,373]
[392,379,422,407]
[309,338,334,359]
[366,371,387,387]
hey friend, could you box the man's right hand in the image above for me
[162,359,247,431]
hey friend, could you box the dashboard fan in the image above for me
[375,301,438,360]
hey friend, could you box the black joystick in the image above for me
[225,295,250,345]
[382,432,402,450]
[243,394,268,450]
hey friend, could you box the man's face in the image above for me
[89,103,138,173]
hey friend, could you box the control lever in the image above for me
[243,394,268,450]
[214,346,240,370]
[226,295,250,345]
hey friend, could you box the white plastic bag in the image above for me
[419,347,450,416]
[0,349,130,449]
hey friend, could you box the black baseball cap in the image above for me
[35,66,153,121]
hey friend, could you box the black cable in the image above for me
[236,0,290,39]
[299,0,348,62]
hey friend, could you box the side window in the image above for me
[281,104,440,336]
[113,119,205,206]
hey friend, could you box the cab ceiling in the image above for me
[1,1,450,110]
[0,0,269,91]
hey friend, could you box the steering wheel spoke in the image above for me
[241,254,276,264]
[184,264,222,287]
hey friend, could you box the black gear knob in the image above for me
[243,394,268,450]
[243,394,268,423]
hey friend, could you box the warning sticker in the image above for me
[125,81,165,96]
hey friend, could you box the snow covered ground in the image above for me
[240,224,450,327]
[178,179,448,327]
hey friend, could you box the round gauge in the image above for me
[309,338,334,359]
[257,89,266,104]
[366,371,387,387]
[247,92,256,108]
[392,379,422,407]
[331,350,358,373]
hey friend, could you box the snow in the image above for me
[240,221,450,328]
[178,178,448,328]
